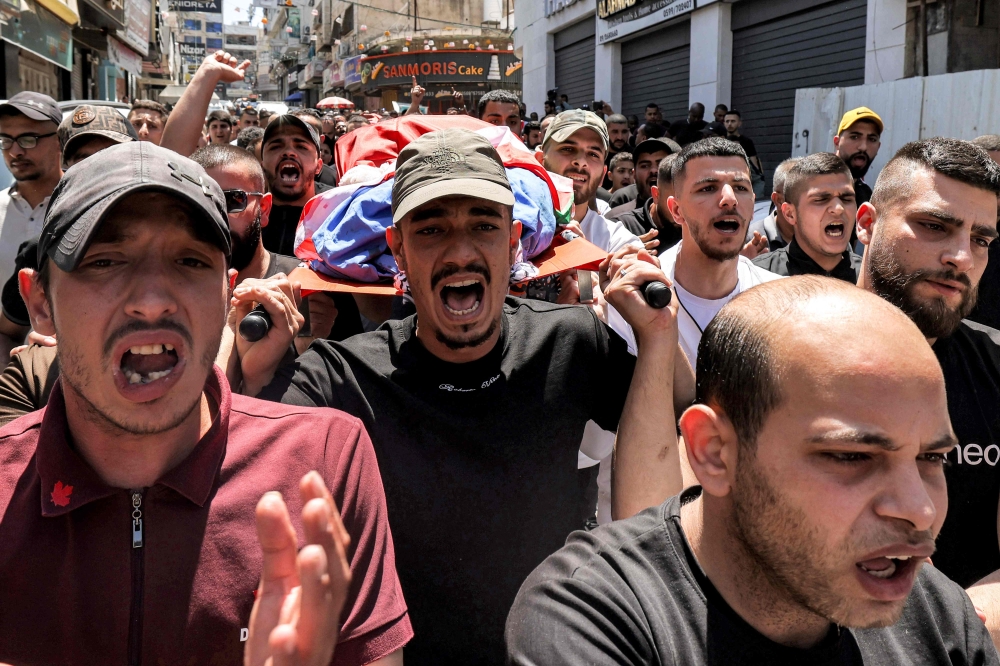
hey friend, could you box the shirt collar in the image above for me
[787,237,856,280]
[36,366,231,517]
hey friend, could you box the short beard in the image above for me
[847,152,872,180]
[689,217,745,263]
[866,232,976,339]
[435,316,499,350]
[231,209,263,271]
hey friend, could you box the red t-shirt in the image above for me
[0,366,411,665]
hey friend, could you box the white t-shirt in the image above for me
[659,240,784,366]
[579,207,641,255]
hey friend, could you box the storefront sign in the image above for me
[118,0,150,56]
[597,0,692,43]
[544,0,580,17]
[178,42,206,57]
[286,7,300,39]
[108,35,142,76]
[0,0,72,70]
[324,59,344,88]
[343,55,362,87]
[167,0,220,12]
[359,51,521,87]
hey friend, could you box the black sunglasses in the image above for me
[223,189,264,213]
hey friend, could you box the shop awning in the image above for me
[35,0,79,25]
[0,0,73,70]
[285,91,304,103]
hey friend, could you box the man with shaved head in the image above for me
[507,276,996,664]
[856,138,1000,596]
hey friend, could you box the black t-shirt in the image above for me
[670,119,707,146]
[933,320,1000,587]
[608,183,639,209]
[729,133,758,158]
[612,198,683,252]
[506,488,999,666]
[969,242,1000,330]
[752,237,861,283]
[258,297,637,663]
[262,183,332,256]
[855,179,873,207]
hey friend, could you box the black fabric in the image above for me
[596,187,611,203]
[968,242,1000,330]
[669,119,707,146]
[728,133,758,158]
[258,297,637,664]
[506,488,999,666]
[932,321,1000,587]
[316,163,338,187]
[854,179,872,207]
[752,237,861,282]
[611,199,683,252]
[0,237,38,327]
[264,252,364,342]
[608,183,640,209]
[262,182,331,256]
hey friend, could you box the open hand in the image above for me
[740,231,768,259]
[245,471,352,666]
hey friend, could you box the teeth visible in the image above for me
[164,344,174,351]
[129,344,165,355]
[446,279,480,288]
[859,560,897,579]
[128,372,142,385]
[891,555,911,561]
[444,300,480,316]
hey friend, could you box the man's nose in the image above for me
[873,463,938,534]
[720,184,738,207]
[124,264,180,322]
[943,235,976,274]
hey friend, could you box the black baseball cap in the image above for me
[261,114,321,155]
[0,91,61,126]
[58,105,138,160]
[38,141,230,272]
[633,137,680,161]
[392,128,515,224]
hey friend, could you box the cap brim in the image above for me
[63,131,132,159]
[393,178,515,224]
[0,102,55,123]
[47,183,230,272]
[547,123,608,150]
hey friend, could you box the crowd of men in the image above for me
[0,48,999,665]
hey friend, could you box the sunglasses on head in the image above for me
[222,189,264,213]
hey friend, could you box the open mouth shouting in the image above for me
[825,221,845,238]
[712,215,743,235]
[277,159,302,187]
[440,277,486,319]
[112,331,186,402]
[855,544,933,601]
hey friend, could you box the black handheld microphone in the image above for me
[239,305,272,342]
[641,281,672,309]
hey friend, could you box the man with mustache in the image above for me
[856,138,1000,597]
[237,128,690,662]
[0,142,412,664]
[833,107,883,208]
[507,277,997,665]
[260,114,329,256]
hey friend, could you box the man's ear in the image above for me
[651,185,660,201]
[312,154,323,177]
[666,195,686,230]
[770,191,783,207]
[22,268,55,336]
[833,134,841,150]
[509,220,522,263]
[780,201,798,228]
[856,202,877,247]
[678,404,739,498]
[534,147,545,166]
[259,192,272,228]
[386,225,405,272]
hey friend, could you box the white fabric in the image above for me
[579,207,641,254]
[0,187,48,283]
[659,240,784,366]
[596,198,610,216]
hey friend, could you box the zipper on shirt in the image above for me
[128,490,145,666]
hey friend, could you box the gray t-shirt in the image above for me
[506,487,999,666]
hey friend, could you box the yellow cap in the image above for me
[837,107,884,135]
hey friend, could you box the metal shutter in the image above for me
[621,21,690,126]
[731,0,866,187]
[554,18,596,109]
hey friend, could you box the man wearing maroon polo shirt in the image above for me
[0,142,410,665]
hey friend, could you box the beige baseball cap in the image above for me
[542,109,609,151]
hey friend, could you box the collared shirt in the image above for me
[0,186,49,282]
[752,237,862,283]
[0,366,412,665]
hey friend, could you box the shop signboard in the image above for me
[108,35,142,76]
[178,41,206,57]
[167,0,220,12]
[118,0,150,56]
[596,0,692,44]
[359,51,521,87]
[286,7,300,39]
[325,59,344,88]
[343,55,361,87]
[0,0,72,70]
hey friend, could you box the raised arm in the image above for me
[161,51,250,157]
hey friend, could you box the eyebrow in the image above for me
[693,174,749,185]
[913,208,1000,239]
[410,207,447,222]
[807,428,958,452]
[469,206,503,218]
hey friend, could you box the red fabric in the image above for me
[334,114,492,175]
[0,366,411,665]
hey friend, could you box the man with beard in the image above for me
[753,153,861,282]
[520,121,542,150]
[234,128,690,662]
[656,137,782,366]
[601,114,630,190]
[607,137,677,212]
[856,138,1000,595]
[506,276,997,665]
[833,106,882,208]
[292,110,337,187]
[260,114,329,256]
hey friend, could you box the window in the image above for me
[342,4,353,34]
[183,19,202,30]
[206,22,222,33]
[207,37,223,49]
[184,35,203,44]
[225,34,256,46]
